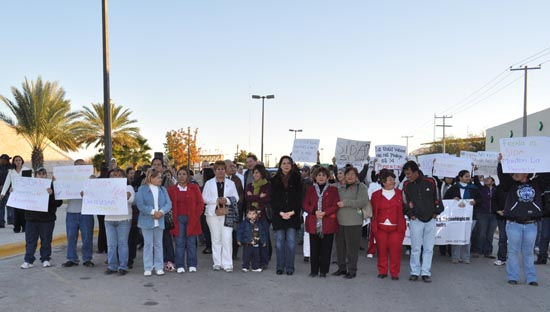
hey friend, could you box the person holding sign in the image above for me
[136,168,172,276]
[20,167,62,269]
[370,169,406,280]
[443,170,481,264]
[1,155,31,233]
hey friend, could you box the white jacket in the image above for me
[202,178,239,216]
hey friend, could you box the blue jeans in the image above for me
[275,227,297,273]
[474,214,498,256]
[409,218,436,277]
[537,217,550,261]
[506,221,537,283]
[497,218,507,261]
[66,213,95,262]
[24,221,55,263]
[175,215,198,269]
[105,220,131,271]
[142,227,164,271]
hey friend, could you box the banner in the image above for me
[53,165,94,199]
[291,139,320,163]
[6,177,51,212]
[82,178,128,215]
[403,199,473,245]
[416,153,451,175]
[375,145,406,170]
[499,136,550,173]
[334,138,371,168]
[433,156,472,178]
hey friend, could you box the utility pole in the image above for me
[510,65,541,137]
[401,135,413,155]
[187,127,191,170]
[102,0,112,166]
[435,115,452,153]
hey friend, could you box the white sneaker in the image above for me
[535,247,540,255]
[42,261,51,268]
[144,270,152,276]
[177,267,185,274]
[213,265,221,271]
[405,250,411,256]
[242,268,249,272]
[224,267,233,273]
[494,260,505,266]
[189,267,197,273]
[252,268,263,272]
[20,262,34,269]
[156,270,165,276]
[366,254,374,259]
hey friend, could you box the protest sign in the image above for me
[433,156,472,178]
[53,165,94,200]
[416,153,451,175]
[82,178,128,215]
[291,139,320,163]
[403,199,473,245]
[6,177,51,212]
[334,138,371,168]
[499,136,550,173]
[474,151,499,176]
[375,145,407,170]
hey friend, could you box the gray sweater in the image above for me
[337,182,371,226]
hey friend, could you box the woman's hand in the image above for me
[260,192,266,198]
[458,201,466,208]
[315,211,325,219]
[47,188,53,195]
[247,191,253,196]
[337,201,344,208]
[470,199,476,206]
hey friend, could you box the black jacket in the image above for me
[498,162,544,222]
[24,184,63,223]
[270,171,302,230]
[403,174,443,222]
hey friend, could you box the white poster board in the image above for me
[433,156,472,178]
[53,165,94,200]
[416,153,451,175]
[375,145,407,170]
[6,177,51,212]
[334,138,371,168]
[499,137,550,173]
[291,139,320,163]
[474,151,499,177]
[81,178,128,215]
[403,199,473,245]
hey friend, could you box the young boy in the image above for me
[237,209,267,272]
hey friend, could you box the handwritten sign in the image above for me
[291,139,320,163]
[6,177,51,212]
[403,200,473,245]
[500,137,550,173]
[53,165,94,200]
[460,151,499,177]
[82,178,128,215]
[375,145,406,170]
[433,156,472,178]
[416,153,451,175]
[335,138,371,168]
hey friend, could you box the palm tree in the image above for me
[0,77,81,170]
[114,136,152,168]
[76,102,140,149]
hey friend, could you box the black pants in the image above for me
[97,215,107,253]
[242,245,260,270]
[497,218,507,262]
[128,226,139,265]
[200,214,211,249]
[13,207,26,232]
[310,233,334,274]
[336,225,362,274]
[163,229,175,263]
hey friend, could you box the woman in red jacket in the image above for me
[303,167,340,277]
[168,167,204,273]
[371,169,406,280]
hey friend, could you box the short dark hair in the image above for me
[314,166,330,177]
[125,167,134,175]
[379,169,396,184]
[344,167,359,177]
[246,153,258,162]
[402,160,419,173]
[252,164,269,180]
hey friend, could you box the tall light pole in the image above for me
[289,129,303,140]
[401,135,413,155]
[510,65,541,137]
[252,94,275,163]
[102,0,112,166]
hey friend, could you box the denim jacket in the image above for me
[136,185,172,229]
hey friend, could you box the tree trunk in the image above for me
[31,146,44,171]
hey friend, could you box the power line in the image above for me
[510,46,550,67]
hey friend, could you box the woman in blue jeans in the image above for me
[270,156,302,275]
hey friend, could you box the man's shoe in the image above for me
[189,267,197,273]
[332,270,347,276]
[83,261,95,267]
[20,262,34,269]
[144,270,152,276]
[276,270,283,275]
[494,260,505,266]
[118,269,127,276]
[409,275,419,281]
[242,268,249,272]
[62,261,79,268]
[42,261,51,268]
[377,274,388,279]
[344,273,356,279]
[534,258,547,265]
[508,280,517,285]
[177,267,185,274]
[202,248,212,254]
[309,273,318,277]
[286,271,293,276]
[319,273,327,278]
[528,281,539,286]
[421,276,432,283]
[251,268,262,273]
[105,269,117,275]
[156,270,165,276]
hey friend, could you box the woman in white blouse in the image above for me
[0,155,31,233]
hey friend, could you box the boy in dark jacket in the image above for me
[237,209,267,272]
[21,167,63,269]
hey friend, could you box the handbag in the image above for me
[164,210,175,230]
[215,202,229,216]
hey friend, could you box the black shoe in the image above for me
[409,275,419,281]
[128,262,133,269]
[528,281,539,286]
[83,261,95,267]
[118,269,127,276]
[421,276,432,283]
[303,257,309,262]
[320,273,327,278]
[508,280,518,285]
[62,261,79,268]
[105,269,117,275]
[332,270,347,276]
[377,274,387,279]
[202,248,212,254]
[0,224,5,228]
[391,276,399,280]
[286,271,293,276]
[309,273,318,277]
[344,273,356,279]
[13,227,20,233]
[534,258,547,265]
[276,270,283,275]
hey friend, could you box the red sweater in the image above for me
[371,188,406,233]
[168,183,204,237]
[302,184,340,235]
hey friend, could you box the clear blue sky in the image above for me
[1,1,549,166]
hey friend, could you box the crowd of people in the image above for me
[1,151,549,286]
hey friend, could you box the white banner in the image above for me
[500,136,550,173]
[375,145,407,171]
[473,151,499,177]
[291,139,320,163]
[334,138,371,168]
[6,177,51,212]
[433,156,472,178]
[416,153,451,175]
[403,199,473,245]
[82,178,128,215]
[53,165,94,200]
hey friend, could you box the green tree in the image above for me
[91,137,152,171]
[422,134,486,155]
[234,150,248,163]
[0,77,81,170]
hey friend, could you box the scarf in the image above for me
[458,182,476,199]
[251,178,268,209]
[314,183,328,237]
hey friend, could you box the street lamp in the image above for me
[289,129,303,139]
[252,94,275,162]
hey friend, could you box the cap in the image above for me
[0,154,11,161]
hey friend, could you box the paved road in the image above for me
[1,239,549,312]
